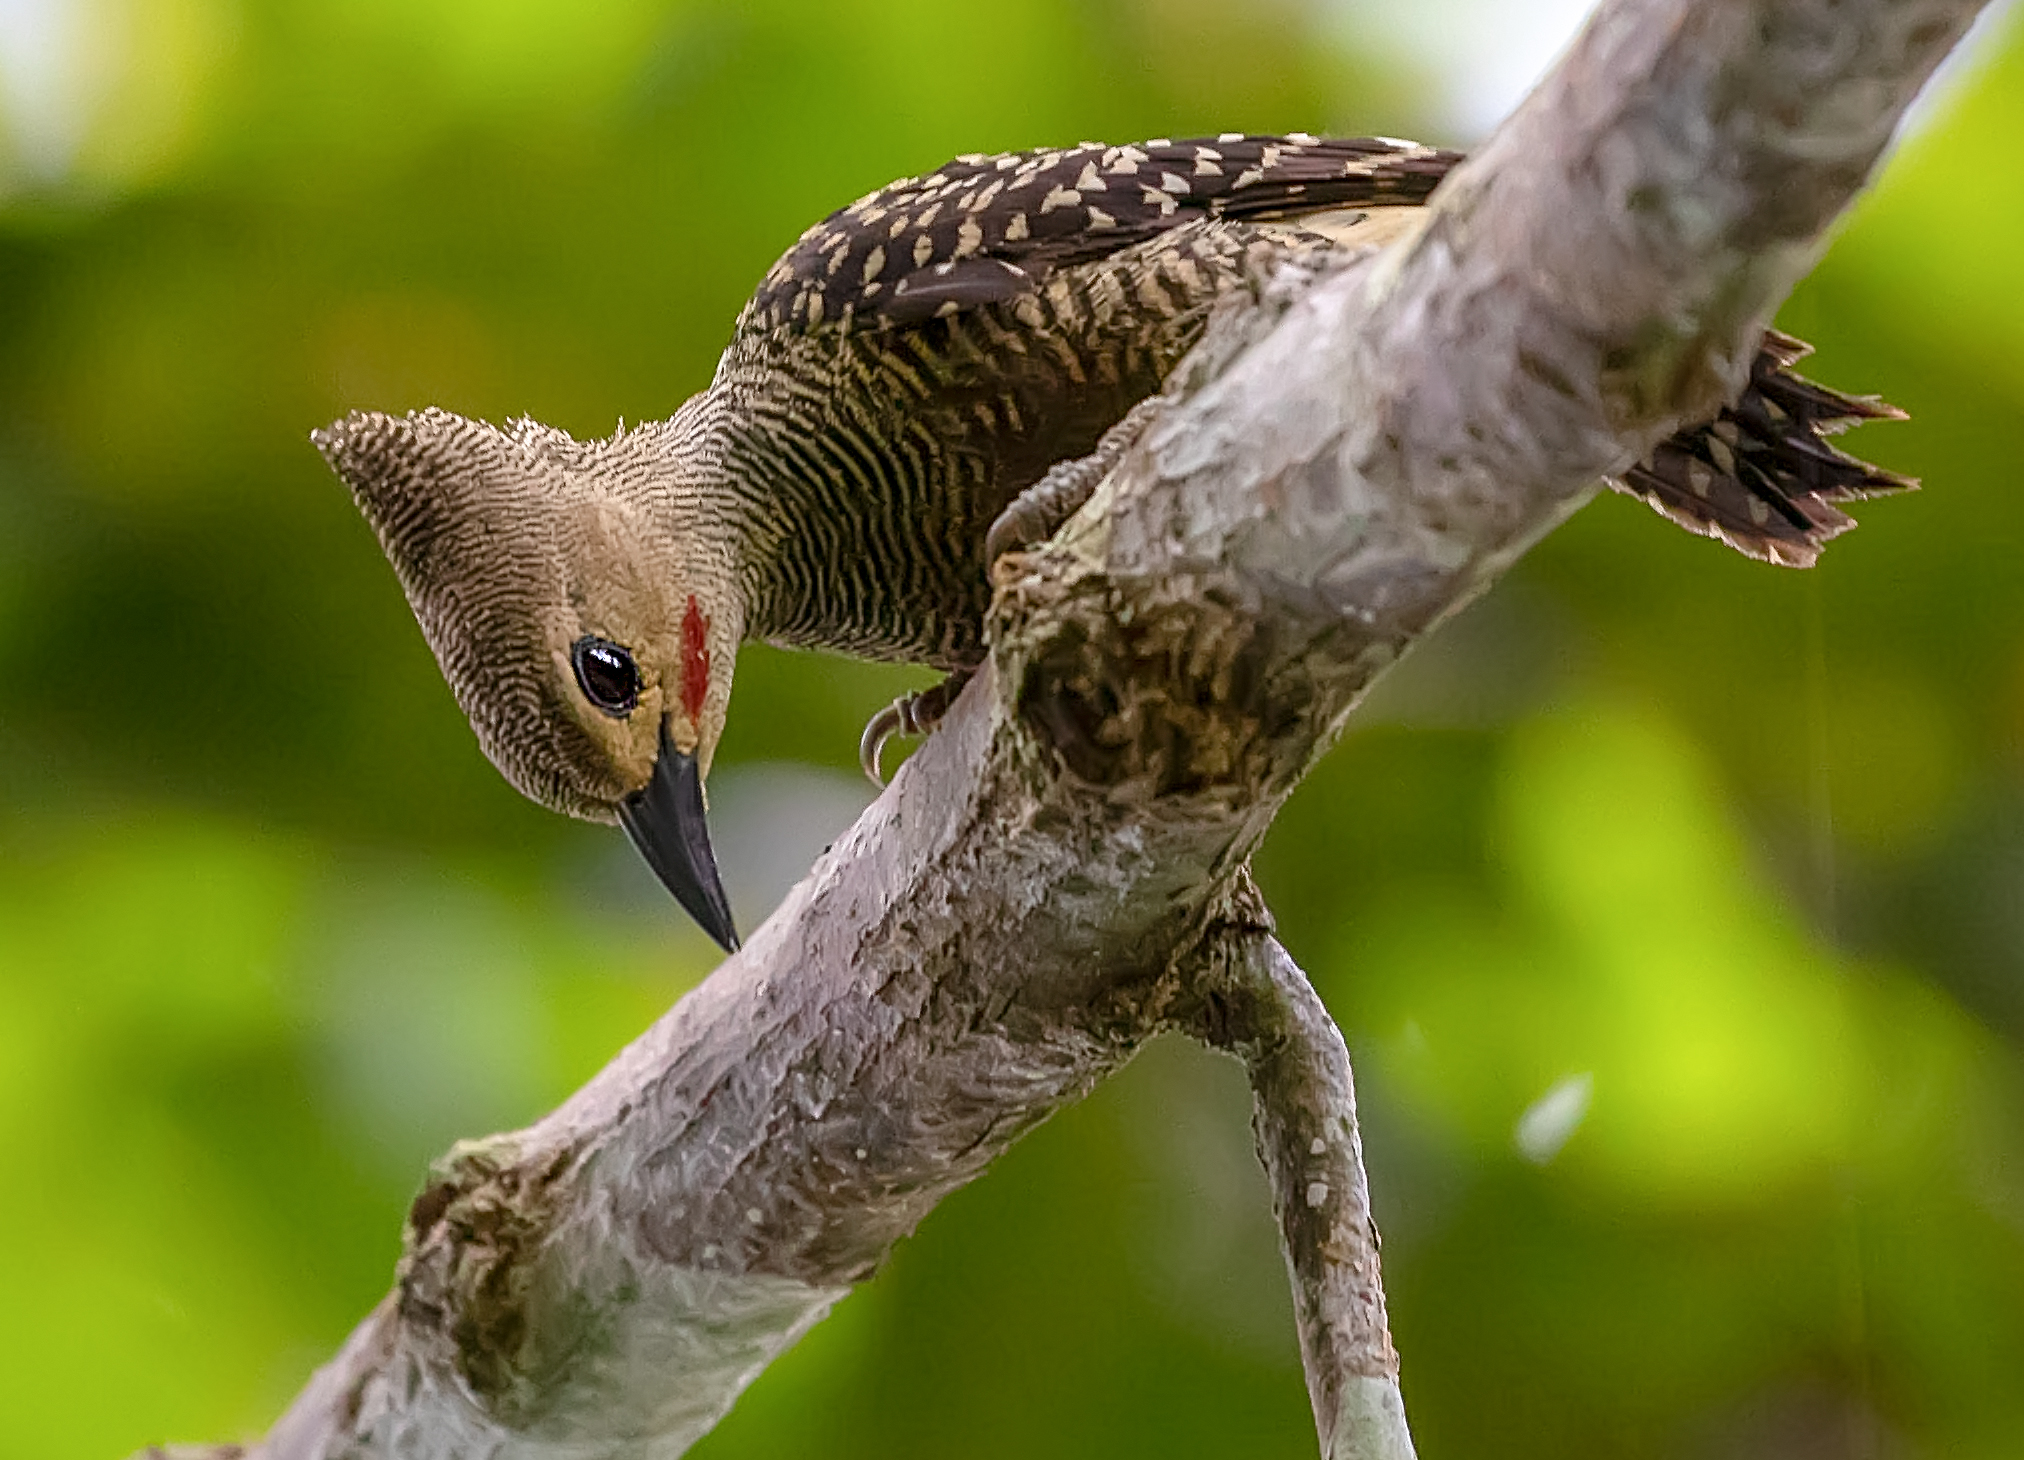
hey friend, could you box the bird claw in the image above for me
[858,672,974,788]
[984,395,1164,569]
[860,698,908,788]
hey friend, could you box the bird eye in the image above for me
[571,636,642,716]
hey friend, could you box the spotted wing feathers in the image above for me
[1611,330,1913,566]
[746,133,1461,334]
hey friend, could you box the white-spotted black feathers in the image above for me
[746,134,1461,334]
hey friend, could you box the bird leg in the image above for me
[859,670,974,787]
[861,399,1165,787]
[984,395,1165,565]
[859,399,1163,788]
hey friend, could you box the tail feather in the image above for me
[1609,329,1914,567]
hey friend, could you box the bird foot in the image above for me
[984,395,1165,566]
[868,398,1155,788]
[860,671,974,787]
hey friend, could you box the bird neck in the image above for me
[637,379,831,649]
[608,394,764,647]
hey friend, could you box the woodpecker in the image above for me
[316,134,1910,954]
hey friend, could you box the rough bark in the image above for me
[150,0,1987,1454]
[1186,913,1411,1459]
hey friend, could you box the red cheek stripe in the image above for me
[680,595,711,722]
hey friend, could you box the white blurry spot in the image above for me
[1897,0,2022,142]
[1326,0,2015,144]
[708,761,877,932]
[1324,0,1602,139]
[0,0,85,178]
[1515,1072,1592,1165]
[0,0,237,196]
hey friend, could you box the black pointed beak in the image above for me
[618,722,740,953]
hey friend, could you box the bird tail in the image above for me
[1608,329,1914,567]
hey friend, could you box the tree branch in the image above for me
[156,0,1988,1454]
[1187,915,1409,1460]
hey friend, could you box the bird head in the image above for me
[315,406,745,952]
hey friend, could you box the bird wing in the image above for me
[742,134,1463,334]
[736,134,1912,570]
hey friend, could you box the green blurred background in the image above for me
[3,0,2022,1455]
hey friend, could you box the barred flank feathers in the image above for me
[1610,330,1915,567]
